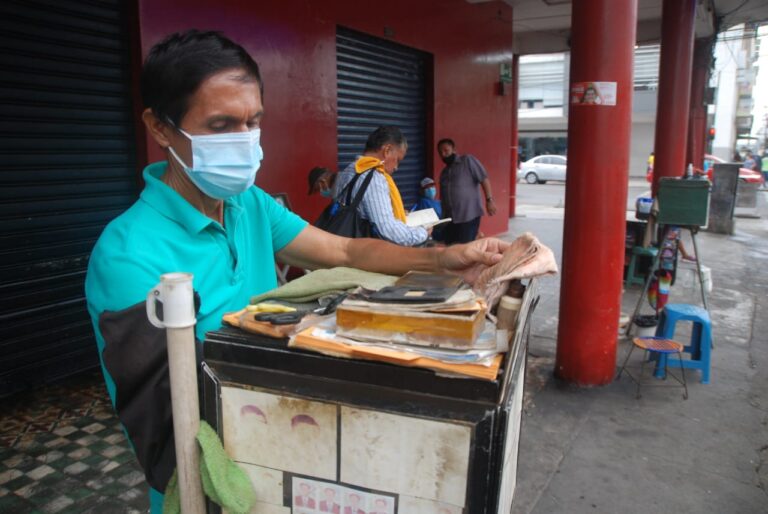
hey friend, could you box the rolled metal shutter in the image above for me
[0,0,138,395]
[336,27,428,207]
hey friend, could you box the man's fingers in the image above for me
[490,238,510,252]
[484,251,504,265]
[466,247,503,267]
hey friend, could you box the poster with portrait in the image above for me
[287,476,397,514]
[570,81,617,106]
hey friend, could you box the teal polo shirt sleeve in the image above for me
[256,186,307,252]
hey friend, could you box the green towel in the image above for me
[163,421,256,514]
[251,266,398,304]
[163,472,180,514]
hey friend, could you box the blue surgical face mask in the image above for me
[167,127,263,200]
[320,188,333,198]
[424,187,437,199]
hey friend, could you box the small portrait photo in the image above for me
[318,485,342,514]
[343,489,368,514]
[581,83,602,105]
[292,480,317,510]
[369,496,393,514]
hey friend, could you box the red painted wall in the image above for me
[137,0,513,235]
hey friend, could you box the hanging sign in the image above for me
[570,81,617,106]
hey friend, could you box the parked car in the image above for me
[518,155,567,184]
[702,154,764,184]
[645,154,764,185]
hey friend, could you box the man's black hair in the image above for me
[141,30,263,127]
[437,138,455,149]
[364,126,407,152]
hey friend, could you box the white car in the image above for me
[518,155,567,184]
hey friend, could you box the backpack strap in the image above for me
[341,169,376,208]
[348,170,376,210]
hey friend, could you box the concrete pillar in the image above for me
[555,0,637,385]
[651,0,697,196]
[509,54,519,217]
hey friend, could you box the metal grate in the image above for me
[336,27,429,207]
[0,0,138,395]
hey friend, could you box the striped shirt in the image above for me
[334,160,428,246]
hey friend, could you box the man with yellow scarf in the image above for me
[333,126,429,246]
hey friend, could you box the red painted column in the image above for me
[686,38,714,172]
[509,54,519,217]
[555,0,636,385]
[651,0,697,196]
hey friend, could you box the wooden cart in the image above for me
[201,279,539,514]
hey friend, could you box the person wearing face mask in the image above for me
[308,166,340,221]
[411,177,442,217]
[308,166,337,198]
[410,176,445,243]
[333,126,429,246]
[85,31,510,513]
[437,138,496,244]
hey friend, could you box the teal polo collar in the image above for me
[140,161,241,235]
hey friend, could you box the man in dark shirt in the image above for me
[437,138,496,244]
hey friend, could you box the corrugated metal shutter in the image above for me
[0,0,138,396]
[336,27,428,207]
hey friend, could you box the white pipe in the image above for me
[147,272,205,514]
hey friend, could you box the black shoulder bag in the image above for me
[315,170,376,238]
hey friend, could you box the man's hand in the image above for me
[438,237,509,285]
[486,198,497,216]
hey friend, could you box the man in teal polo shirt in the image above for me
[85,30,510,513]
[86,160,305,397]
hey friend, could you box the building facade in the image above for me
[711,23,761,159]
[518,45,661,177]
[1,0,517,393]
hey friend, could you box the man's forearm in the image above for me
[343,237,443,275]
[481,178,493,200]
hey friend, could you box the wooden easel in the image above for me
[625,214,710,338]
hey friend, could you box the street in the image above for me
[514,179,650,213]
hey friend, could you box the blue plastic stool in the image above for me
[626,246,658,286]
[654,304,712,384]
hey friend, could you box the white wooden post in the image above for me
[147,272,205,514]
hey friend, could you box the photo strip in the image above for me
[288,475,397,514]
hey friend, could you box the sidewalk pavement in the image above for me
[509,192,768,514]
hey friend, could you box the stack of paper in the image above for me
[335,289,488,349]
[284,272,506,381]
[290,318,504,381]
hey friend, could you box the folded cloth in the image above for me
[251,266,398,304]
[163,421,256,514]
[473,232,558,308]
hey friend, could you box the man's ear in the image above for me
[142,108,172,149]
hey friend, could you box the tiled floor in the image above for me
[0,371,148,513]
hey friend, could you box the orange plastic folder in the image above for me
[290,327,503,381]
